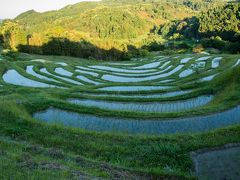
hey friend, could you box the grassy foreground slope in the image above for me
[0,93,240,179]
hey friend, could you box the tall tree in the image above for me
[1,21,26,50]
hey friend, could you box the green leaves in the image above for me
[0,21,27,50]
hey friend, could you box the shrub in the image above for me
[161,49,176,55]
[138,49,149,57]
[88,56,96,61]
[224,42,240,54]
[201,36,226,50]
[178,42,190,49]
[169,33,182,40]
[147,42,165,51]
[192,44,204,53]
[18,44,43,54]
[3,50,19,60]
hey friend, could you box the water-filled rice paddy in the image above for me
[200,74,218,82]
[132,61,161,69]
[80,90,192,99]
[192,145,240,179]
[55,67,73,77]
[102,65,183,82]
[211,57,222,68]
[33,105,240,135]
[55,62,68,66]
[181,57,193,63]
[26,66,59,83]
[196,56,211,61]
[77,75,102,85]
[98,85,173,91]
[89,65,156,73]
[76,69,99,77]
[40,68,83,85]
[179,69,194,78]
[68,95,213,113]
[3,69,58,88]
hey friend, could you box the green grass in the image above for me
[0,98,239,179]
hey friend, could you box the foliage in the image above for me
[201,36,226,50]
[142,41,165,51]
[159,16,200,39]
[0,21,26,50]
[18,38,143,60]
[192,44,204,53]
[198,3,240,41]
[2,50,19,60]
[158,3,240,53]
[224,41,240,54]
[160,3,240,41]
[201,36,240,54]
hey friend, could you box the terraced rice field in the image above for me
[1,54,240,132]
[1,53,240,179]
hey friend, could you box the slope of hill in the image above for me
[14,1,190,39]
[13,0,226,43]
[159,3,240,40]
[0,0,237,60]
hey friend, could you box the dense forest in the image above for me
[159,3,240,53]
[0,0,239,60]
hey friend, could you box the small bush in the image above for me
[192,44,204,53]
[178,42,190,49]
[18,44,43,54]
[147,42,165,51]
[161,49,176,55]
[224,42,240,54]
[2,51,20,60]
[201,36,226,50]
[138,49,149,57]
[88,56,96,61]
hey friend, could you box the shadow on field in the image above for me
[17,37,141,61]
